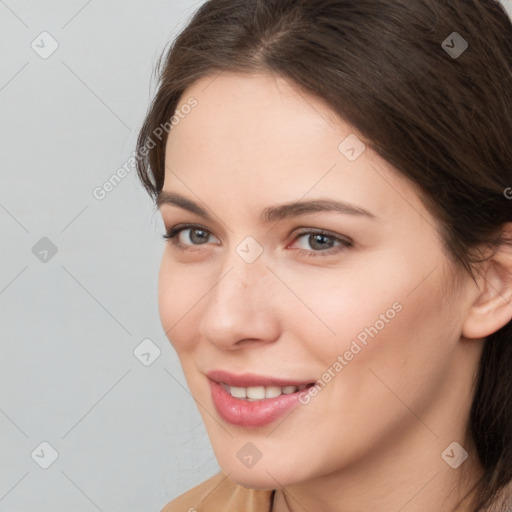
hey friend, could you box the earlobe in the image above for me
[462,238,512,340]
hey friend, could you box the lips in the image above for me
[207,369,313,388]
[207,370,315,427]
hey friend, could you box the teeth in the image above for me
[265,386,282,398]
[230,386,246,399]
[246,386,265,399]
[224,384,301,400]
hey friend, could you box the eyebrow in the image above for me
[156,191,378,223]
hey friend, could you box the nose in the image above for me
[198,249,281,350]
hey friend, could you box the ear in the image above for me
[462,224,512,339]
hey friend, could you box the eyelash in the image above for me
[162,223,353,257]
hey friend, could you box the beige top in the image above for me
[161,471,478,512]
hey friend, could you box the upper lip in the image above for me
[207,369,314,388]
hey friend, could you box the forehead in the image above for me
[178,71,342,132]
[165,71,358,183]
[162,72,434,233]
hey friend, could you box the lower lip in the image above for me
[209,380,305,427]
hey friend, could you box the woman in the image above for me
[135,0,512,511]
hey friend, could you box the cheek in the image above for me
[285,252,453,382]
[279,264,405,359]
[157,254,208,353]
[319,271,456,426]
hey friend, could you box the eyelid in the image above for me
[292,227,352,245]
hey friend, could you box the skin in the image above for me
[157,71,512,512]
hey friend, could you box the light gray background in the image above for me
[1,1,511,511]
[0,2,219,511]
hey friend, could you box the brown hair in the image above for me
[135,1,512,510]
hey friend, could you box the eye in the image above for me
[162,224,220,249]
[162,224,352,258]
[289,229,353,257]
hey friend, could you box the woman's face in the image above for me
[157,71,481,489]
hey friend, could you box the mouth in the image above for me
[207,370,316,427]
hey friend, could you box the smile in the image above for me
[207,370,316,427]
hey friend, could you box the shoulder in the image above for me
[161,471,274,512]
